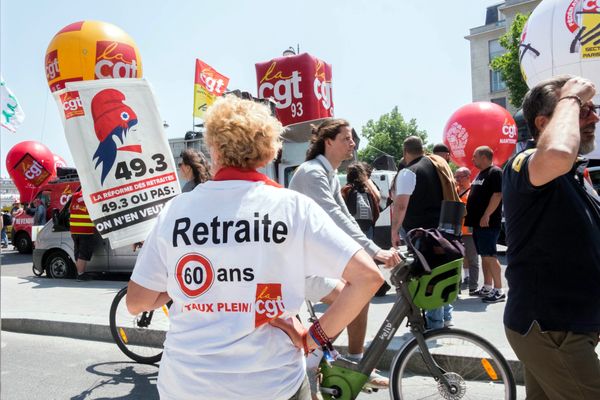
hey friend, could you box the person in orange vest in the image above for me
[454,167,480,294]
[69,190,96,281]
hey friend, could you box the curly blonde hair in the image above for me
[204,96,283,169]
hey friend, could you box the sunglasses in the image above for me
[580,104,600,119]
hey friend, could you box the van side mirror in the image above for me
[52,209,59,226]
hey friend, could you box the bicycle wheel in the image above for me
[390,328,516,400]
[109,287,171,364]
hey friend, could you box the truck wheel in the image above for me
[14,232,33,254]
[45,250,76,279]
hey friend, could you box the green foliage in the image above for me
[357,106,428,165]
[490,13,530,108]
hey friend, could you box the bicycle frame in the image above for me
[316,259,457,399]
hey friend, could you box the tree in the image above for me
[490,13,530,109]
[357,106,428,165]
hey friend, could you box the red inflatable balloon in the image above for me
[443,102,517,172]
[5,141,57,203]
[53,154,68,169]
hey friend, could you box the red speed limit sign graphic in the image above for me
[175,253,215,298]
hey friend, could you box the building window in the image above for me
[490,70,507,92]
[489,39,505,62]
[491,97,507,109]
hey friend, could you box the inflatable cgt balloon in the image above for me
[53,154,68,169]
[45,20,143,93]
[519,0,600,159]
[443,102,517,171]
[6,141,57,203]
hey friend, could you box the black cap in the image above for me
[433,143,450,153]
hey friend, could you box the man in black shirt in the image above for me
[503,75,600,398]
[465,146,504,303]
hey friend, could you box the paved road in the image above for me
[2,247,529,399]
[1,331,397,399]
[1,331,160,400]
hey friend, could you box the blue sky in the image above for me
[1,0,500,176]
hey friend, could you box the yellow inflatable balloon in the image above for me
[45,20,143,92]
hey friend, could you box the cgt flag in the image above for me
[193,59,229,119]
[55,78,181,248]
[1,76,26,133]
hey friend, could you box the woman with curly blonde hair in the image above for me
[127,95,383,400]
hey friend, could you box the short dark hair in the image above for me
[522,75,572,140]
[474,145,493,160]
[306,118,350,161]
[403,136,424,156]
[432,143,449,154]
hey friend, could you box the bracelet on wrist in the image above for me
[308,319,333,351]
[558,95,583,108]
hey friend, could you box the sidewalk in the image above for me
[1,273,525,383]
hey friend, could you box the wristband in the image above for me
[559,95,583,108]
[308,319,333,350]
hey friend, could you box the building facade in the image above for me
[0,177,20,210]
[465,0,541,114]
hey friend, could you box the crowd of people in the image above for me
[123,75,598,399]
[10,73,596,399]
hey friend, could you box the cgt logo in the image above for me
[17,154,51,186]
[258,62,303,109]
[60,91,85,120]
[502,120,517,138]
[254,283,285,328]
[95,41,139,80]
[175,253,215,298]
[313,78,332,112]
[313,61,332,112]
[45,50,60,81]
[200,69,227,95]
[583,0,600,12]
[60,186,73,206]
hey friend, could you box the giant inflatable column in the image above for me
[256,53,334,126]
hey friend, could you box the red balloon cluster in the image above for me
[5,141,68,203]
[443,102,517,173]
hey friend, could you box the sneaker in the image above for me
[460,277,469,291]
[469,287,492,297]
[482,290,506,303]
[76,273,92,282]
[444,320,454,328]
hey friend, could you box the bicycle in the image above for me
[109,286,172,364]
[311,238,517,399]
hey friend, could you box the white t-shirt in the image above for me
[394,169,416,196]
[131,180,361,400]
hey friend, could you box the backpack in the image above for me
[405,228,464,277]
[347,187,373,222]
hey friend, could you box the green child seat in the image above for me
[408,258,463,310]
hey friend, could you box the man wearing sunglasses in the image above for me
[502,75,600,398]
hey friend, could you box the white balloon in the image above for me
[520,0,600,159]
